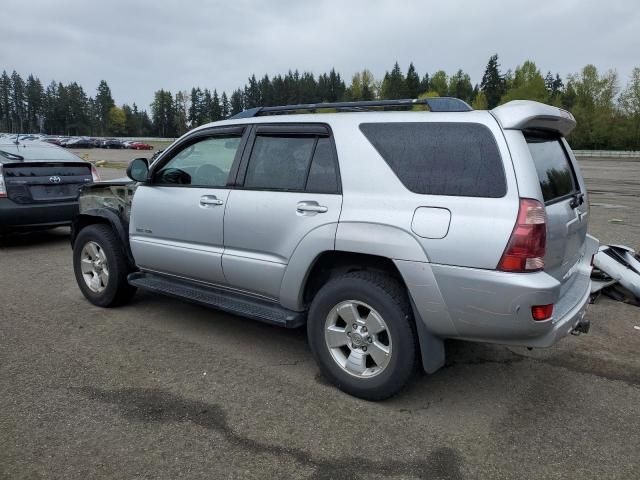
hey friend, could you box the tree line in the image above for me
[1,54,639,149]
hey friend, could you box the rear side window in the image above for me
[359,122,506,197]
[526,134,578,202]
[306,137,339,193]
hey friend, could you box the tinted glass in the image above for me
[0,144,80,161]
[245,136,315,190]
[526,135,577,202]
[155,136,240,187]
[305,138,339,193]
[359,122,506,197]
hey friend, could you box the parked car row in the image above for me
[0,133,154,150]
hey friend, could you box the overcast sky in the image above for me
[1,0,639,109]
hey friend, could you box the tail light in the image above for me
[498,198,546,272]
[531,304,554,321]
[0,165,6,198]
[91,164,100,182]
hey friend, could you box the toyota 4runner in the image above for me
[71,98,598,400]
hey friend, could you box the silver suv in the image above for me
[71,98,597,400]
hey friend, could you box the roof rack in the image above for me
[230,97,472,119]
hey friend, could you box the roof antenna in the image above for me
[14,133,20,145]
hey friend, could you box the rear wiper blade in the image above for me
[0,149,24,161]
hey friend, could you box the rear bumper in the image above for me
[0,197,78,231]
[401,235,599,348]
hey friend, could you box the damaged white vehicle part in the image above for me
[591,245,640,302]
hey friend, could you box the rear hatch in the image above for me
[3,162,93,204]
[525,133,589,288]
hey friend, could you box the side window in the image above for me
[155,135,241,187]
[359,122,506,198]
[305,137,339,193]
[244,135,316,190]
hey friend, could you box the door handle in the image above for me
[200,195,223,207]
[296,201,328,214]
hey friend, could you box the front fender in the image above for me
[72,208,134,266]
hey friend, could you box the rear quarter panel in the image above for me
[331,112,519,270]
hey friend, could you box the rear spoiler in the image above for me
[491,100,576,137]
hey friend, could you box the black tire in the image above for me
[73,224,136,307]
[307,271,417,401]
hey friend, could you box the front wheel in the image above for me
[307,271,417,400]
[73,224,136,307]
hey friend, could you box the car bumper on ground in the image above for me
[0,197,78,231]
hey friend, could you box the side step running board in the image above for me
[128,272,306,328]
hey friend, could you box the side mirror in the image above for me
[127,158,149,182]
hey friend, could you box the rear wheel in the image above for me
[73,224,136,307]
[307,271,416,400]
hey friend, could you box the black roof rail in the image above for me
[230,97,472,119]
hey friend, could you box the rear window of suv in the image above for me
[525,134,578,202]
[359,122,506,197]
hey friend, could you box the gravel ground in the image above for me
[1,158,639,479]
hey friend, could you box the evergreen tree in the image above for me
[173,91,189,135]
[188,87,204,127]
[95,80,115,135]
[0,71,12,132]
[419,73,430,94]
[381,62,407,99]
[25,74,44,132]
[122,104,136,136]
[300,72,319,103]
[259,75,273,106]
[10,71,26,132]
[230,89,244,115]
[327,68,345,101]
[221,92,230,118]
[42,81,57,134]
[244,74,261,108]
[65,82,90,135]
[552,74,564,95]
[480,54,506,109]
[544,71,555,93]
[151,89,175,137]
[210,89,222,121]
[201,89,212,122]
[406,63,420,98]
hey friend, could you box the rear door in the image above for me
[129,126,246,285]
[222,124,342,299]
[525,133,588,284]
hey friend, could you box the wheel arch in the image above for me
[72,208,135,267]
[296,248,447,375]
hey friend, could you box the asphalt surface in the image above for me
[1,158,639,479]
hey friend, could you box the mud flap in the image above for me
[409,298,445,374]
